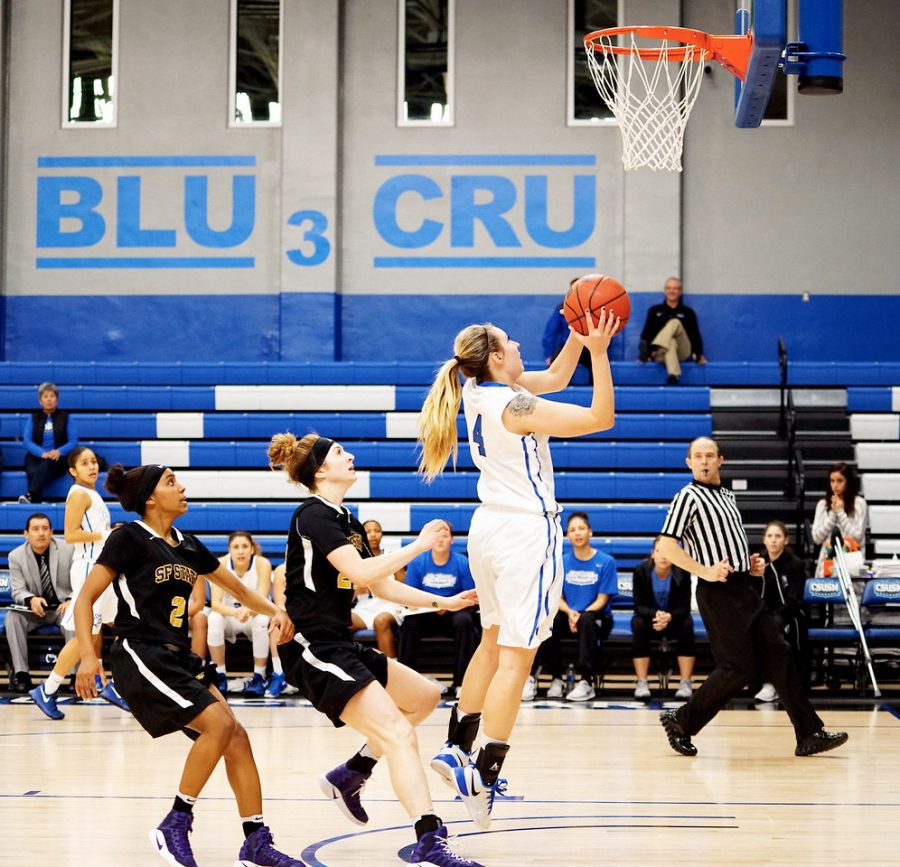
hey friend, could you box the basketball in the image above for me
[562,274,630,336]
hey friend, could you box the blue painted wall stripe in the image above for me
[374,256,596,268]
[374,154,597,166]
[37,155,257,168]
[35,257,255,269]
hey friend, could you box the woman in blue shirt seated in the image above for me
[526,511,618,702]
[631,535,696,701]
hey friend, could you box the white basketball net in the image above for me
[586,33,709,172]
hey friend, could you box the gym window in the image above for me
[398,0,454,126]
[63,0,118,127]
[568,0,620,125]
[230,0,282,126]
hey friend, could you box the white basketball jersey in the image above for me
[67,483,111,564]
[222,555,261,607]
[462,378,557,515]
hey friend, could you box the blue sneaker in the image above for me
[215,671,228,693]
[100,680,130,712]
[236,825,303,866]
[149,809,198,867]
[30,684,65,720]
[244,672,266,697]
[409,825,483,867]
[264,672,286,697]
[430,741,469,790]
[317,762,370,825]
[450,765,498,830]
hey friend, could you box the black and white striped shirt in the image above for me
[660,481,750,572]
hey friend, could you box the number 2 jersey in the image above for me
[462,378,558,516]
[284,495,373,644]
[95,520,220,649]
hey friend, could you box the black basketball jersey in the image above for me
[96,520,220,649]
[284,495,373,643]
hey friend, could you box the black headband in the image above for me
[300,437,335,487]
[130,464,168,514]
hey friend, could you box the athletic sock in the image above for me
[43,671,65,696]
[172,792,197,814]
[447,704,481,752]
[241,814,265,838]
[216,664,226,674]
[272,657,283,675]
[414,812,442,839]
[475,739,510,787]
[346,743,378,774]
[254,665,266,677]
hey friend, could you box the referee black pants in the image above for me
[677,574,822,743]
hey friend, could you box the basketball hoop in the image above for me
[584,26,753,172]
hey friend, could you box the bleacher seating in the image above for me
[847,384,900,559]
[2,359,898,689]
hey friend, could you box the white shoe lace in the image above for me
[435,834,476,866]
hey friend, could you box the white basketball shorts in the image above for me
[62,558,118,634]
[466,506,564,649]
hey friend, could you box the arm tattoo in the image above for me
[507,394,537,417]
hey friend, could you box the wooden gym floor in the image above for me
[1,696,898,865]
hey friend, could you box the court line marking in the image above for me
[299,816,740,866]
[2,792,897,809]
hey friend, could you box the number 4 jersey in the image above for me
[462,378,558,516]
[96,520,220,649]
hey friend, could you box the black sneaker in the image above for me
[13,671,34,693]
[660,708,697,756]
[17,493,32,504]
[666,374,680,385]
[638,339,650,362]
[795,729,848,757]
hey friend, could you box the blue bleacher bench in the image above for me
[0,384,711,414]
[2,360,899,387]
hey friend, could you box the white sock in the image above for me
[177,791,198,806]
[43,671,65,696]
[216,665,226,674]
[359,743,378,761]
[254,665,267,677]
[271,657,283,675]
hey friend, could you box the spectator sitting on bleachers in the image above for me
[752,520,810,703]
[811,462,868,577]
[5,513,74,693]
[398,524,479,698]
[524,511,616,702]
[265,563,298,697]
[637,277,706,385]
[631,535,695,702]
[542,276,592,379]
[18,382,78,504]
[209,530,272,697]
[350,519,406,658]
[188,576,209,662]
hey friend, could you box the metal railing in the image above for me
[777,338,811,557]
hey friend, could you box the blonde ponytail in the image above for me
[417,323,502,482]
[418,358,463,481]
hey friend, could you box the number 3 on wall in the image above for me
[286,209,331,266]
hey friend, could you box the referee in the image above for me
[656,437,848,757]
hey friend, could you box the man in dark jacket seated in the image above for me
[638,277,706,385]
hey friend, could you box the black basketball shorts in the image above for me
[110,638,218,739]
[281,638,389,727]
